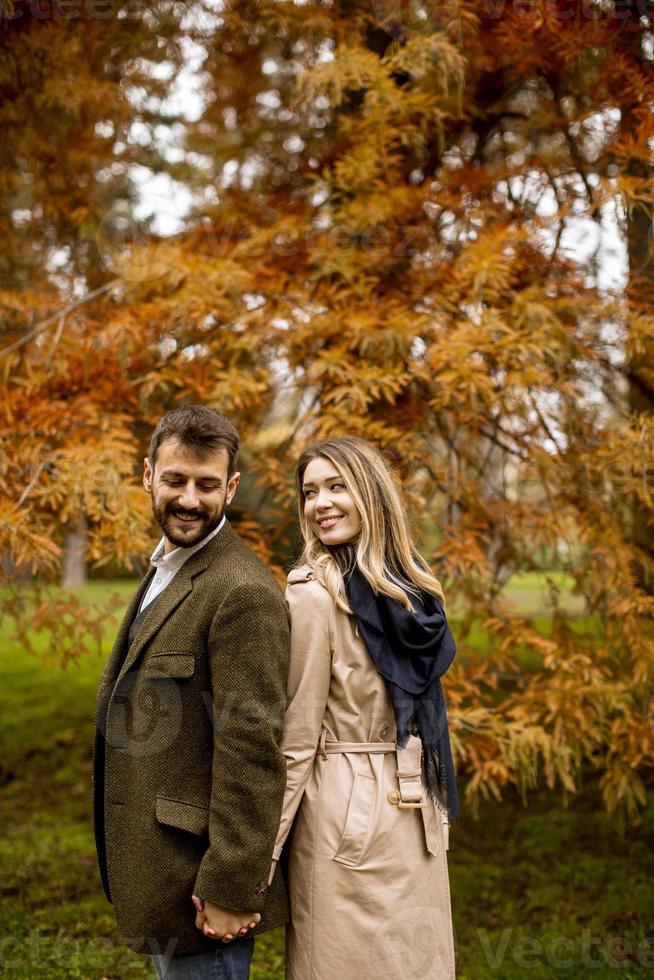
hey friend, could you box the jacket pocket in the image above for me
[155,795,209,837]
[333,771,376,868]
[142,653,196,679]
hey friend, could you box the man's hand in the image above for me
[192,895,261,942]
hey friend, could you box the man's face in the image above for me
[143,438,240,553]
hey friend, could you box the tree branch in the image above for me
[17,453,62,506]
[0,279,121,360]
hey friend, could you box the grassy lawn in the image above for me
[1,579,652,978]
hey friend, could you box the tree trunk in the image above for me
[624,65,654,594]
[61,514,89,588]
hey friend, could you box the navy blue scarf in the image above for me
[344,565,460,822]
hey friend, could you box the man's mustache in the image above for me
[165,506,207,520]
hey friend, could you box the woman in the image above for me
[271,437,459,980]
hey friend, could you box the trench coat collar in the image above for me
[286,564,386,633]
[105,520,237,685]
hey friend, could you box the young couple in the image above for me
[93,405,458,980]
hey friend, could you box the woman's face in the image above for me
[302,456,362,546]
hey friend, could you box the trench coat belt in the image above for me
[321,737,396,756]
[318,730,426,809]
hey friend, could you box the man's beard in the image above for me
[152,497,225,549]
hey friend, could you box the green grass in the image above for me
[1,580,652,978]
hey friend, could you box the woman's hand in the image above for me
[192,894,260,942]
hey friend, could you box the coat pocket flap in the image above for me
[333,772,376,868]
[142,654,196,679]
[155,796,209,836]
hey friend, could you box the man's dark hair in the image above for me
[148,405,239,476]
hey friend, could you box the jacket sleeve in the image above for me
[193,579,290,913]
[271,577,333,864]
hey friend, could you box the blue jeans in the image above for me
[151,937,254,979]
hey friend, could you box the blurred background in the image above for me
[1,0,653,976]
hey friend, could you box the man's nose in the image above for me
[178,484,200,508]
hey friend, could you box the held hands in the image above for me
[192,895,261,942]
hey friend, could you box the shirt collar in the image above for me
[149,515,226,570]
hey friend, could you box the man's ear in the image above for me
[225,471,240,506]
[143,457,154,493]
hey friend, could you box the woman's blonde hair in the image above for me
[295,436,446,613]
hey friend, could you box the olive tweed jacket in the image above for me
[92,522,290,957]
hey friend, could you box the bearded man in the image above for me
[93,405,290,979]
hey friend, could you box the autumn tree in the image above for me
[0,0,191,585]
[2,0,653,817]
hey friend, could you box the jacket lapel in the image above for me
[117,567,193,680]
[99,568,155,691]
[116,521,237,682]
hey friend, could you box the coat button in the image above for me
[387,789,401,805]
[379,723,390,739]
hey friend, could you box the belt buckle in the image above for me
[388,789,425,809]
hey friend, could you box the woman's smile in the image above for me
[316,514,344,529]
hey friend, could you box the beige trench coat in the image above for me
[272,566,456,980]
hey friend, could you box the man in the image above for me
[93,405,290,979]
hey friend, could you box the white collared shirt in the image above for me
[138,516,225,613]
